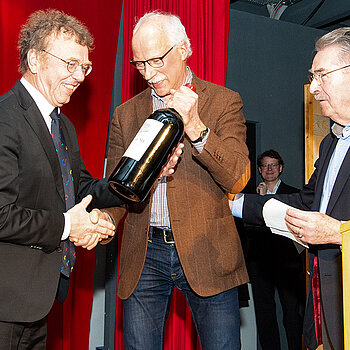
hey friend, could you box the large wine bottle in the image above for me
[108,108,184,202]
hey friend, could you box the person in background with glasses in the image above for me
[257,150,288,195]
[103,10,250,350]
[230,28,350,350]
[0,9,127,348]
[244,149,305,350]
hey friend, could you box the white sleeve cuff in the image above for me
[231,193,244,218]
[61,213,71,240]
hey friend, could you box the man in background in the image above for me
[246,149,304,350]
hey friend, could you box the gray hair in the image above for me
[133,11,192,58]
[315,27,350,63]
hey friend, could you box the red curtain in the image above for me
[122,0,230,102]
[0,0,123,348]
[115,1,231,348]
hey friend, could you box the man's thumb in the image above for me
[80,194,93,209]
[89,209,99,224]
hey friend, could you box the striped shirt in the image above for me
[150,68,209,228]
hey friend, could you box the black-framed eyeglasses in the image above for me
[41,50,92,76]
[260,163,279,169]
[308,64,350,84]
[130,46,174,70]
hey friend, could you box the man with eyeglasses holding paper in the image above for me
[230,28,350,350]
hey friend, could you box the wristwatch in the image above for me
[192,127,209,143]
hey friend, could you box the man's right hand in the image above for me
[67,195,116,250]
[256,182,267,195]
[285,208,342,245]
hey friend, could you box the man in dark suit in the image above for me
[244,149,304,350]
[105,11,250,350]
[0,9,123,348]
[231,28,350,350]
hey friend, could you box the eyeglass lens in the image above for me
[261,163,279,168]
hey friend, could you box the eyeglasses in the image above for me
[260,163,279,169]
[308,64,350,84]
[41,50,92,76]
[130,46,174,70]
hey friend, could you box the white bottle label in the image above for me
[123,119,164,161]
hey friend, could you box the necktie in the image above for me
[312,255,322,346]
[50,107,76,277]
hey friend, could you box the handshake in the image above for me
[67,195,116,250]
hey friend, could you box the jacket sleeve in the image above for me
[193,85,250,193]
[242,158,320,227]
[59,114,125,211]
[101,107,128,225]
[0,106,64,252]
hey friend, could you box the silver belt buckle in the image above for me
[163,229,174,244]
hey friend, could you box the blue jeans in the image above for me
[123,237,241,350]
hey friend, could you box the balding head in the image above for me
[133,11,192,58]
[130,11,191,99]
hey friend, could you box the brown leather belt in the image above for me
[149,226,174,244]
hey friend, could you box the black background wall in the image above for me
[227,9,324,188]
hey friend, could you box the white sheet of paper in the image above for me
[262,198,308,248]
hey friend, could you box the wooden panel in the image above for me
[304,84,329,182]
[304,84,330,350]
[304,84,314,182]
[342,223,350,350]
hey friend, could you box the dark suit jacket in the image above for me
[0,81,122,323]
[243,181,301,262]
[276,181,299,195]
[243,133,348,350]
[106,74,250,299]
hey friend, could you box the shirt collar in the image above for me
[151,66,193,101]
[267,179,281,194]
[332,122,350,139]
[20,77,59,118]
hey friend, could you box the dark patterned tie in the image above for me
[50,107,76,277]
[312,255,322,346]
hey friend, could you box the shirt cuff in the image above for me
[62,213,71,240]
[231,193,245,219]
